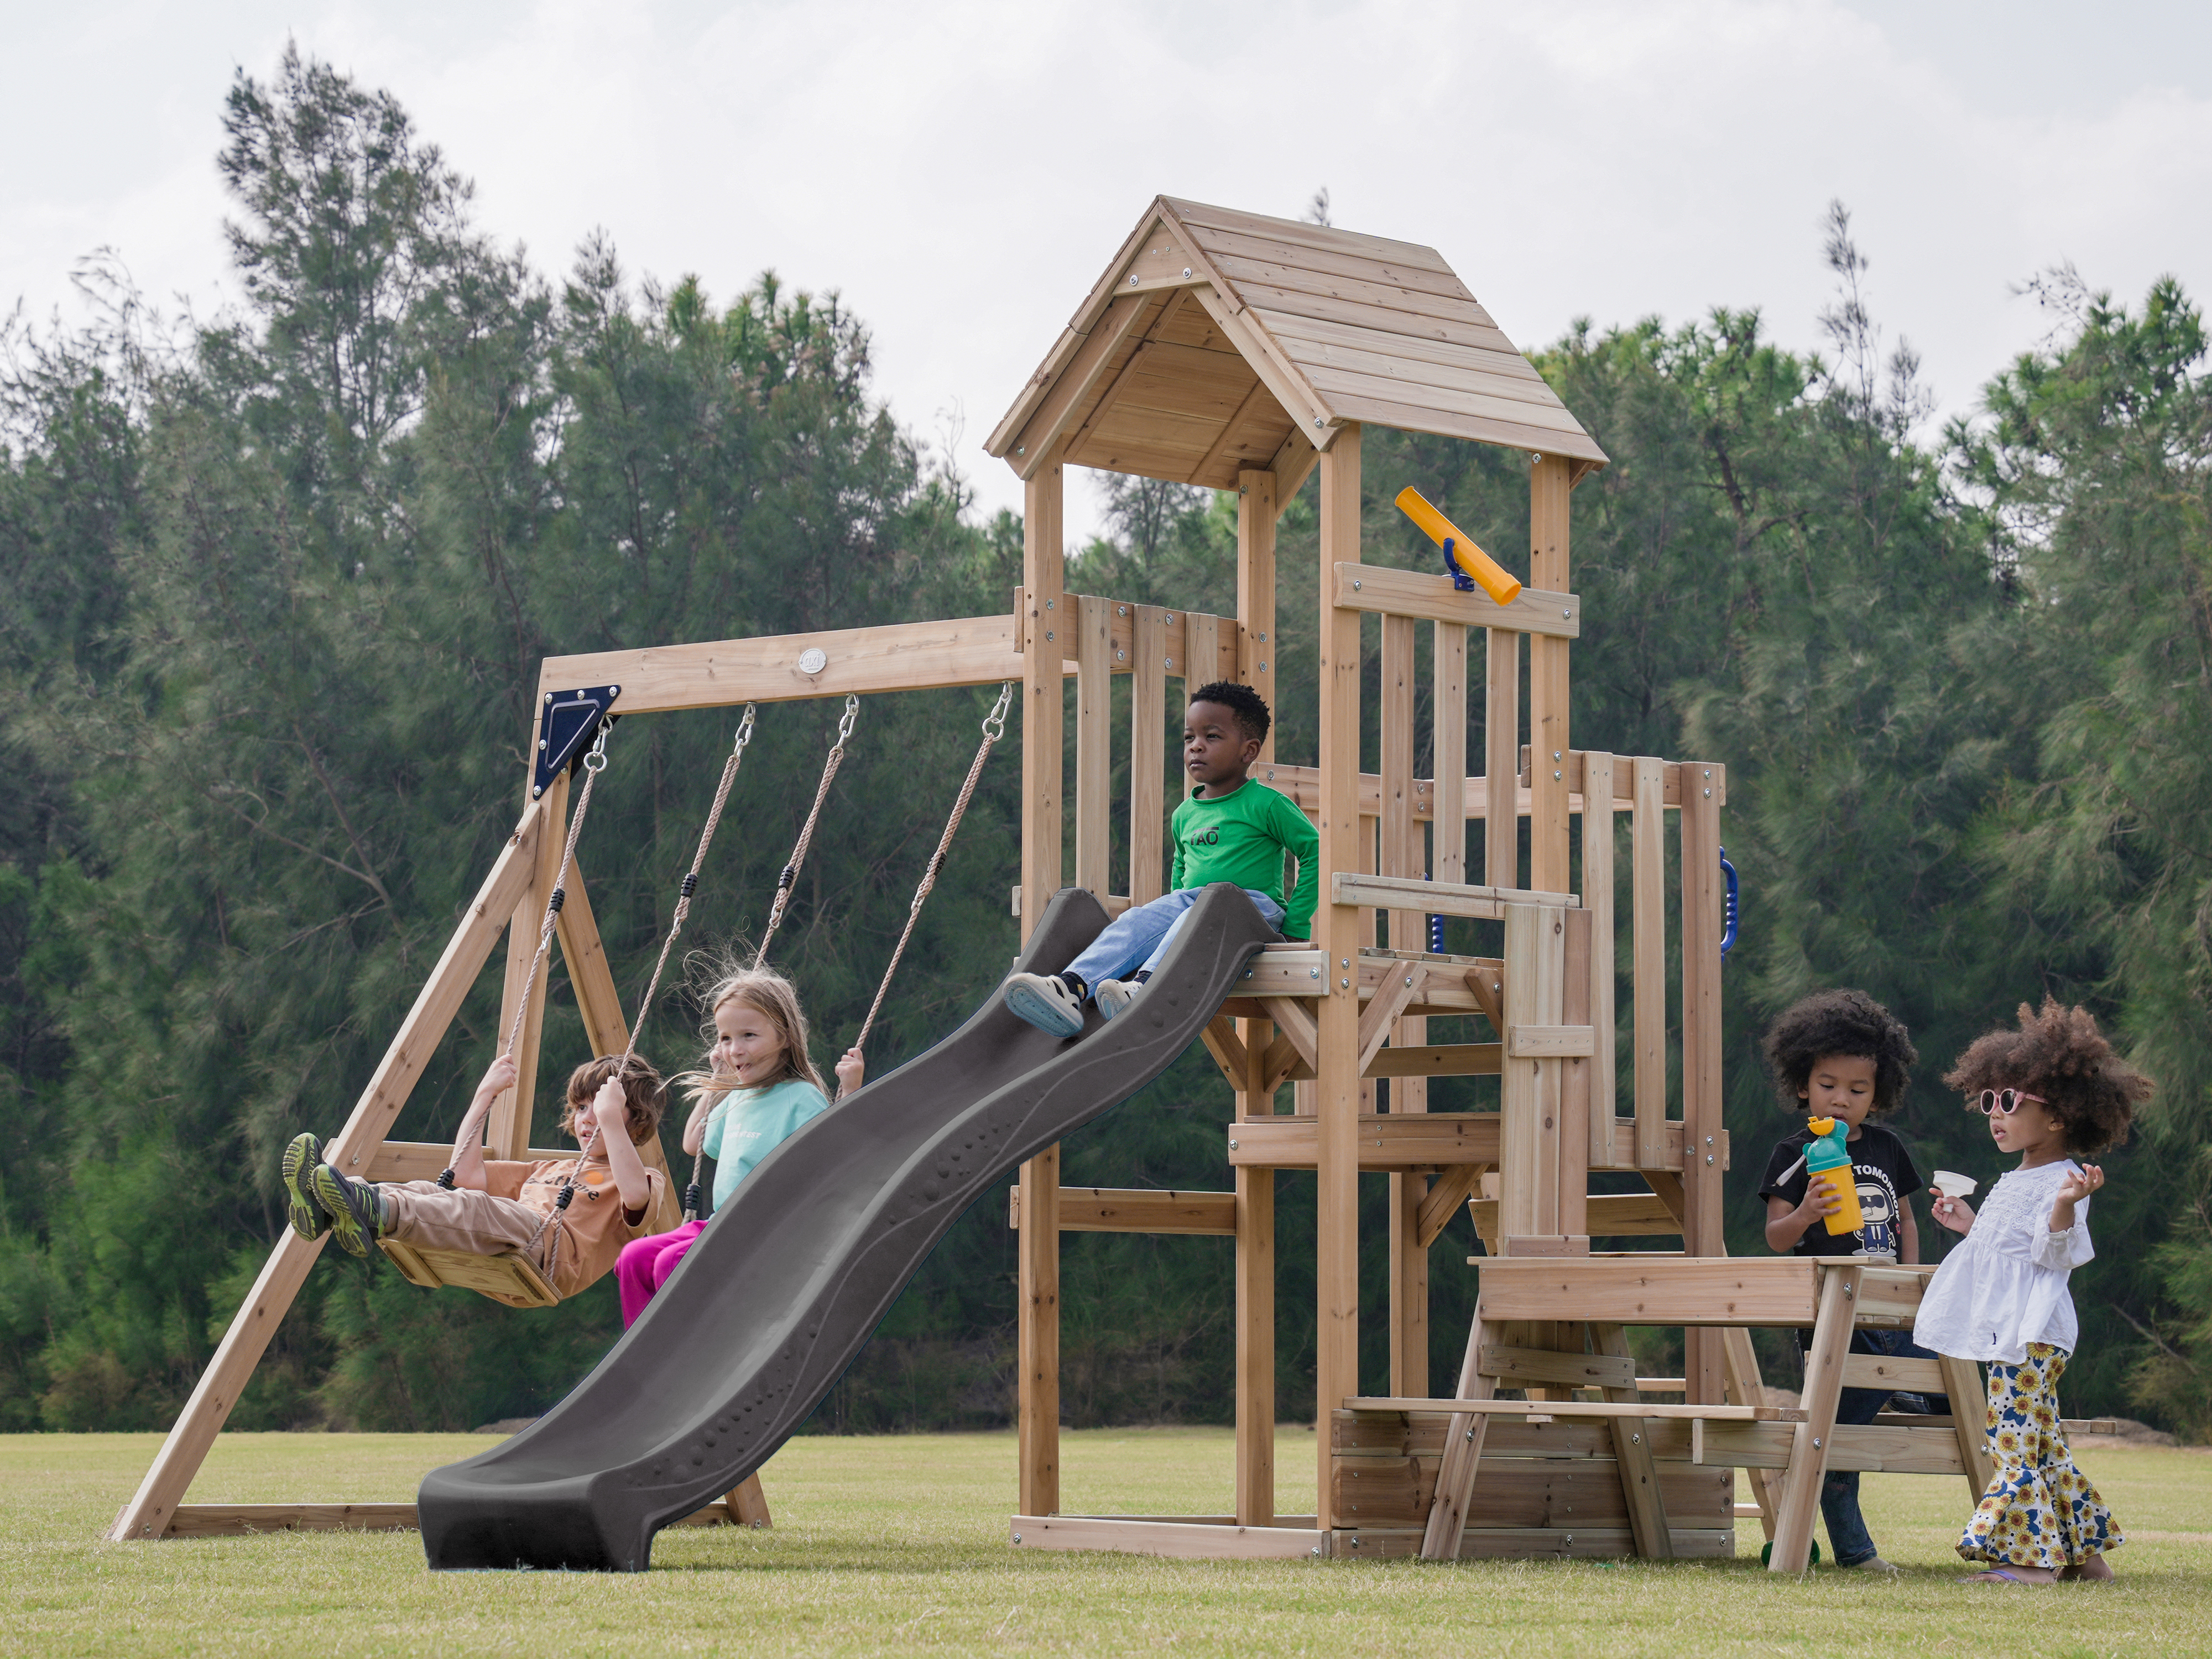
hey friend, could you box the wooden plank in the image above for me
[1474,1258,1820,1327]
[111,801,548,1542]
[1630,758,1668,1172]
[1253,306,1545,380]
[1854,1264,1935,1326]
[1467,1191,1681,1240]
[1336,1408,1609,1460]
[1768,1262,1858,1573]
[1528,455,1572,902]
[489,767,567,1160]
[1591,1322,1672,1560]
[1352,1397,1802,1422]
[1010,1515,1326,1559]
[726,1473,773,1527]
[1433,622,1469,912]
[1478,1345,1637,1391]
[1840,1354,1947,1392]
[1420,1306,1494,1559]
[1129,603,1167,903]
[1303,360,1590,435]
[1007,1185,1237,1235]
[1187,376,1276,487]
[1720,1324,1782,1538]
[1939,1353,1995,1499]
[1581,754,1619,1168]
[1416,1164,1486,1248]
[1269,426,1322,508]
[1074,595,1113,898]
[1017,441,1064,1524]
[1557,910,1592,1240]
[1165,196,1459,277]
[1256,994,1319,1068]
[364,1141,576,1183]
[164,1503,420,1537]
[1313,423,1365,1531]
[1203,243,1477,306]
[1237,469,1279,748]
[1333,1454,1731,1531]
[1678,761,1725,1406]
[1319,385,1609,467]
[1354,972,1420,1074]
[1230,1112,1500,1170]
[1499,904,1565,1240]
[1259,757,1710,819]
[1199,1013,1251,1090]
[1187,283,1333,440]
[1484,625,1519,892]
[1007,293,1155,477]
[1237,1162,1276,1527]
[1506,1025,1596,1058]
[539,614,1022,717]
[1332,873,1575,916]
[1334,564,1579,639]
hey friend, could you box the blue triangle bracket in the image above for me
[533,684,622,799]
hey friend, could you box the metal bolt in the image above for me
[1564,608,1573,619]
[1229,1139,1239,1150]
[1166,613,1174,622]
[1258,632,1267,642]
[1342,959,1350,968]
[1342,978,1351,988]
[1118,606,1126,616]
[1129,275,1138,285]
[1705,1155,1715,1166]
[544,692,553,705]
[1315,416,1325,428]
[1465,1429,1475,1441]
[1631,1433,1641,1444]
[1311,968,1321,979]
[1182,267,1193,279]
[1703,788,1712,798]
[1553,771,1562,781]
[538,738,547,750]
[1350,1536,1361,1547]
[1117,650,1125,661]
[1811,1438,1821,1449]
[1405,975,1413,987]
[1165,657,1174,669]
[1046,631,1054,641]
[1311,1546,1323,1556]
[1014,1531,1025,1541]
[1259,661,1267,672]
[1016,445,1025,455]
[610,685,619,695]
[1704,769,1712,778]
[1353,579,1361,590]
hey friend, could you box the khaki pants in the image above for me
[382,1180,550,1265]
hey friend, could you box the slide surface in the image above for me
[417,883,1277,1571]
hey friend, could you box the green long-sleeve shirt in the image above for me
[1168,779,1320,940]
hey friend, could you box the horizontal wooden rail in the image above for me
[1014,589,1242,685]
[1331,873,1576,918]
[1332,563,1581,638]
[1840,1354,1946,1392]
[1260,759,1715,818]
[367,1141,576,1182]
[1006,1187,1237,1235]
[1522,749,1727,809]
[1350,1397,1804,1423]
[1505,1025,1595,1058]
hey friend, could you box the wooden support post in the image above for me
[1483,628,1520,891]
[1314,423,1364,1531]
[1421,1300,1495,1558]
[1499,902,1566,1244]
[1679,761,1725,1404]
[1630,757,1668,1173]
[1381,611,1427,1397]
[111,801,547,1541]
[1591,1322,1673,1558]
[1581,752,1618,1169]
[490,769,568,1158]
[1130,604,1167,904]
[1235,466,1279,1528]
[1558,907,1592,1241]
[1721,1324,1784,1538]
[1769,1262,1858,1573]
[1939,1353,1995,1500]
[726,1473,773,1527]
[1237,469,1277,763]
[1527,455,1572,895]
[1018,442,1065,1520]
[1074,594,1112,898]
[1433,622,1469,889]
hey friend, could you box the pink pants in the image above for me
[617,1219,706,1326]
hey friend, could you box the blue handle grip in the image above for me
[1719,845,1740,958]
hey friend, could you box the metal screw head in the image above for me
[1703,788,1712,797]
[1228,1139,1239,1150]
[1182,267,1192,279]
[1352,579,1361,589]
[1310,968,1320,979]
[1014,1531,1024,1541]
[1342,978,1351,988]
[1405,975,1413,987]
[1165,657,1173,669]
[1811,1438,1821,1449]
[543,692,553,705]
[1129,274,1138,285]
[1631,1433,1641,1444]
[1311,1546,1323,1556]
[1016,445,1025,455]
[1554,752,1562,761]
[1118,606,1126,616]
[1046,631,1053,641]
[610,685,619,695]
[1117,650,1125,661]
[1342,959,1350,968]
[1259,661,1267,671]
[1553,771,1562,781]
[1564,608,1573,619]
[1046,598,1053,608]
[1314,416,1325,427]
[1258,632,1267,641]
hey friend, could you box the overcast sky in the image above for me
[7,0,2210,545]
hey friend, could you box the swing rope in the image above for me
[751,694,859,970]
[851,681,1011,1053]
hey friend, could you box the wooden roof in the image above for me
[986,197,1606,491]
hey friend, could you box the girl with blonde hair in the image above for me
[614,961,862,1326]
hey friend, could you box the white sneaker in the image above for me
[1841,1554,1900,1573]
[1094,977,1142,1021]
[1003,972,1085,1037]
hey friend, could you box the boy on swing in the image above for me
[279,1052,666,1300]
[1003,681,1317,1036]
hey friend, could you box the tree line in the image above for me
[0,50,2204,1437]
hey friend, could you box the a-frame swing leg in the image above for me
[110,799,550,1541]
[489,770,570,1159]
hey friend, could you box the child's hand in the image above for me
[1797,1179,1843,1225]
[472,1055,519,1107]
[2056,1164,2104,1206]
[584,1076,628,1145]
[834,1046,865,1097]
[1928,1187,1976,1234]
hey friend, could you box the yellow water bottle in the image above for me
[1804,1116,1865,1236]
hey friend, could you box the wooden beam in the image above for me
[1074,594,1113,898]
[1484,627,1519,891]
[1527,455,1573,894]
[1631,758,1668,1172]
[1591,1322,1673,1559]
[1679,761,1726,1405]
[1269,427,1321,508]
[537,614,1024,717]
[1720,1324,1783,1539]
[1237,469,1279,749]
[1354,972,1420,1075]
[1477,1344,1636,1391]
[1200,1014,1251,1089]
[1331,872,1575,917]
[1558,909,1592,1241]
[1256,995,1319,1071]
[111,800,547,1541]
[490,768,567,1159]
[1236,1162,1276,1527]
[1384,606,1427,1406]
[1768,1264,1857,1572]
[1313,422,1365,1532]
[1333,565,1580,639]
[1473,1257,1819,1327]
[1581,753,1619,1169]
[1353,1397,1803,1422]
[1416,1163,1486,1248]
[1191,378,1274,486]
[1420,1306,1495,1559]
[1007,292,1154,477]
[1229,1112,1500,1170]
[1499,904,1566,1242]
[1007,1186,1238,1235]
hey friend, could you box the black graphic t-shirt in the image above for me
[1756,1121,1923,1259]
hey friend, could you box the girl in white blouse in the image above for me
[1922,997,2151,1585]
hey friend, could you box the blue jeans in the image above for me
[1065,887,1284,989]
[1807,1326,1949,1566]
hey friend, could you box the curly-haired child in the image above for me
[1755,988,1939,1572]
[1922,996,2150,1585]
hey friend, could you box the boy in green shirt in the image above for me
[1004,682,1318,1037]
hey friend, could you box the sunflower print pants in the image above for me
[1958,1343,2121,1567]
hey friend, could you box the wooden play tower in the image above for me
[989,197,1986,1566]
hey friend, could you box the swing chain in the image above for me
[752,696,860,971]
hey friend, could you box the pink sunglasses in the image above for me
[1974,1087,2047,1117]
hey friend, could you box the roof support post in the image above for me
[1314,423,1364,1530]
[1018,442,1065,1518]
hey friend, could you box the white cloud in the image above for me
[6,0,2210,548]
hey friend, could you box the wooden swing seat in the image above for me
[380,1238,560,1310]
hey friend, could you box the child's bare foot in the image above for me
[1961,1565,2057,1584]
[2058,1557,2115,1581]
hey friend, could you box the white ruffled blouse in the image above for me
[1915,1159,2095,1365]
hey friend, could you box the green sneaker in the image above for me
[310,1161,387,1258]
[281,1133,325,1242]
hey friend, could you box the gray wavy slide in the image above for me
[418,883,1277,1571]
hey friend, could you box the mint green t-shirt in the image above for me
[1168,779,1321,940]
[701,1077,832,1211]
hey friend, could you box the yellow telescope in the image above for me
[1394,487,1521,606]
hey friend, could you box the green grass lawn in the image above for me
[6,1427,2205,1656]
